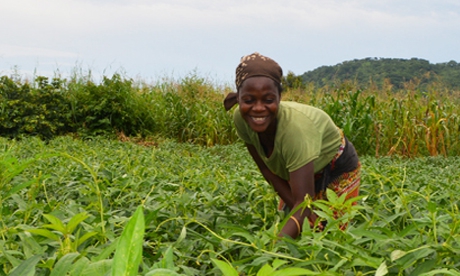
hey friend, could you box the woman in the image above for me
[223,52,361,238]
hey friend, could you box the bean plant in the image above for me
[0,136,458,275]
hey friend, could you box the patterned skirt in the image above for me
[314,131,361,202]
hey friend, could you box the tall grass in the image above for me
[1,72,459,156]
[143,75,237,146]
[271,80,460,157]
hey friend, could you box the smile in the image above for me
[251,116,268,123]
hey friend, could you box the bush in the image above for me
[67,73,155,137]
[0,76,72,139]
[0,74,157,140]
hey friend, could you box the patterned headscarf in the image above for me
[235,52,283,89]
[224,52,283,111]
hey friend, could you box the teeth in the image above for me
[252,117,266,122]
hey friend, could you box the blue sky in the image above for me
[1,0,459,85]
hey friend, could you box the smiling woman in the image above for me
[224,52,361,239]
[237,77,280,134]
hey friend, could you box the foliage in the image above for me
[0,136,459,275]
[1,71,460,156]
[0,76,72,139]
[0,73,157,140]
[0,73,236,145]
[66,73,156,137]
[300,57,460,90]
[282,86,460,157]
[282,71,306,90]
[145,75,237,146]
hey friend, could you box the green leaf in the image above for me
[271,259,288,270]
[176,225,186,244]
[92,240,118,262]
[349,253,383,269]
[393,247,435,270]
[155,246,176,269]
[66,212,89,234]
[111,205,145,276]
[81,259,112,276]
[326,188,339,204]
[50,253,80,276]
[257,264,274,276]
[145,268,182,276]
[314,210,332,219]
[18,232,47,258]
[27,229,61,241]
[2,249,23,268]
[75,231,98,248]
[211,259,239,276]
[330,258,348,272]
[375,261,388,276]
[426,201,437,213]
[409,259,436,276]
[9,254,41,276]
[43,224,67,233]
[350,229,390,240]
[397,223,418,237]
[229,231,255,243]
[69,257,90,276]
[271,267,320,276]
[10,194,28,211]
[390,250,407,261]
[418,269,460,276]
[3,179,36,200]
[42,214,66,233]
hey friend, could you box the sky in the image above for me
[1,0,460,85]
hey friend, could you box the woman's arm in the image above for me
[246,144,294,208]
[282,161,317,238]
[246,144,317,238]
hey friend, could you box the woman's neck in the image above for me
[258,119,277,157]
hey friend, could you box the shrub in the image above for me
[67,74,148,136]
[0,76,72,139]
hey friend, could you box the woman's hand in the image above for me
[279,162,316,238]
[246,144,318,238]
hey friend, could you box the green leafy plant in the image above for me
[1,135,459,275]
[26,212,97,257]
[112,205,145,276]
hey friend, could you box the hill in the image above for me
[299,58,460,90]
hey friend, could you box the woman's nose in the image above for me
[253,101,265,111]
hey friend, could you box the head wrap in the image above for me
[235,52,283,89]
[223,52,283,111]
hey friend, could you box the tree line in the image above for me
[284,58,460,90]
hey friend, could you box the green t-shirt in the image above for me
[234,101,342,181]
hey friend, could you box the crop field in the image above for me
[1,136,459,275]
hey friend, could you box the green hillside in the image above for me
[299,58,460,90]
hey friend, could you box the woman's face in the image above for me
[238,76,280,133]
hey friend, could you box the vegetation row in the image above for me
[1,73,459,157]
[1,137,459,275]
